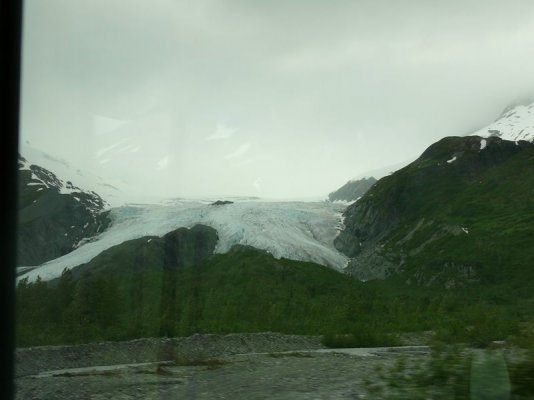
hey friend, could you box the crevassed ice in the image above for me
[18,200,350,282]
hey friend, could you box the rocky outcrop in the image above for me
[17,156,111,266]
[210,200,234,206]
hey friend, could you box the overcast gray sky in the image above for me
[20,0,534,199]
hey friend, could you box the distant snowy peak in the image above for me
[473,102,534,142]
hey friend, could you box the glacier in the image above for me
[17,199,350,283]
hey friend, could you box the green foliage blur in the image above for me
[365,343,534,399]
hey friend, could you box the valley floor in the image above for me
[17,333,530,399]
[15,341,430,400]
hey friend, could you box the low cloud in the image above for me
[156,155,170,170]
[92,115,130,136]
[205,124,236,141]
[224,143,251,159]
[253,178,262,192]
[20,0,534,198]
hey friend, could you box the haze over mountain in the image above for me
[20,0,534,199]
[328,177,377,203]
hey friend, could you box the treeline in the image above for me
[16,246,533,347]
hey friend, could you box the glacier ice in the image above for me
[18,200,350,282]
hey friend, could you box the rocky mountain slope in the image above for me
[335,135,534,286]
[328,177,377,202]
[17,155,111,267]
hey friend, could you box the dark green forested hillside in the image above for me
[16,243,534,348]
[335,136,534,286]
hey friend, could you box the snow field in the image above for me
[473,102,534,142]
